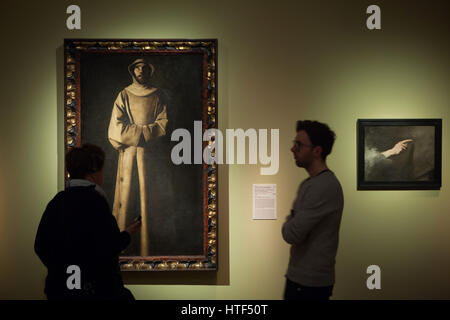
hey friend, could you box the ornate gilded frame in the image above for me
[64,39,218,271]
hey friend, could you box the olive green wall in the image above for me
[0,0,448,299]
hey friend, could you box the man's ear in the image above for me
[313,145,323,158]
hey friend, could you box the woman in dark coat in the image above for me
[34,144,141,300]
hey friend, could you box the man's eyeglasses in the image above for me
[292,140,314,150]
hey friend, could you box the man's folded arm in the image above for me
[282,188,332,245]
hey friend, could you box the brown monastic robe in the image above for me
[108,81,168,256]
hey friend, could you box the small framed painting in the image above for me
[357,119,442,190]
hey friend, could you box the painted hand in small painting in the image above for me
[381,139,413,158]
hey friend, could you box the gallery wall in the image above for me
[0,0,449,299]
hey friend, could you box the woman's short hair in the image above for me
[66,143,105,179]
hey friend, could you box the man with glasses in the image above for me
[282,120,344,300]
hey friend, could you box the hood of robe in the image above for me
[126,58,157,96]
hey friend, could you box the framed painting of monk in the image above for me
[64,39,218,271]
[357,119,442,190]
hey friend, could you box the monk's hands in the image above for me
[125,220,142,235]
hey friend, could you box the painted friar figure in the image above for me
[108,58,168,256]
